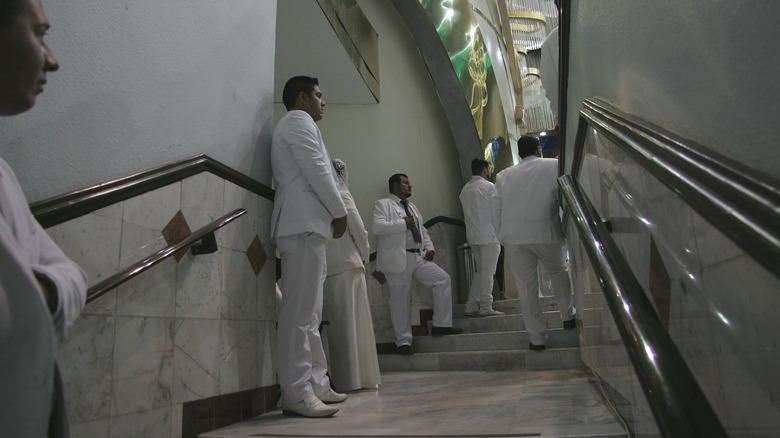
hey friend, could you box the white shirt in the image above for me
[459,175,498,246]
[492,155,564,245]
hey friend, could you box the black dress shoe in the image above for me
[431,326,464,336]
[397,344,413,355]
[563,318,576,329]
[529,342,545,351]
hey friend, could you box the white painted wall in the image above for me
[565,1,779,177]
[0,0,277,201]
[274,0,464,250]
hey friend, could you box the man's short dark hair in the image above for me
[282,76,318,110]
[0,0,25,28]
[517,135,540,158]
[471,158,489,175]
[388,173,407,193]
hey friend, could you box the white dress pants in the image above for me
[276,233,331,406]
[384,252,453,347]
[505,243,575,345]
[465,242,501,312]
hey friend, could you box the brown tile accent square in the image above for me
[246,235,267,276]
[162,210,192,262]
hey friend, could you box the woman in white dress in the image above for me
[322,159,381,391]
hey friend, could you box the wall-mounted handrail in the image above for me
[31,154,273,229]
[574,97,780,281]
[559,174,727,437]
[86,208,246,303]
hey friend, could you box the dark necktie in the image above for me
[400,200,422,243]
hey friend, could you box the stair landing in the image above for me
[201,369,627,437]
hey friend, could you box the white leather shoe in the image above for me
[479,309,505,317]
[282,395,339,417]
[318,388,347,404]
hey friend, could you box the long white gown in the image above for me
[322,161,381,392]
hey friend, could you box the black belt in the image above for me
[406,248,420,253]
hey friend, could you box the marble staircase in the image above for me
[378,294,598,372]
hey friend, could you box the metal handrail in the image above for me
[577,97,780,281]
[558,174,727,437]
[86,208,246,303]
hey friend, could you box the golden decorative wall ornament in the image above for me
[468,33,489,139]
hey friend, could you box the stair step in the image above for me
[452,310,572,333]
[453,292,603,318]
[378,347,583,372]
[415,328,579,353]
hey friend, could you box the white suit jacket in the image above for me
[270,110,347,242]
[372,194,433,274]
[459,175,499,246]
[491,156,563,245]
[0,158,87,436]
[326,190,370,276]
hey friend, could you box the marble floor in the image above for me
[201,370,627,438]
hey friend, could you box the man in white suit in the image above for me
[492,135,576,351]
[1,1,88,435]
[271,76,348,417]
[373,173,462,355]
[459,158,504,317]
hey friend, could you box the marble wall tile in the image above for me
[176,252,223,319]
[69,418,109,437]
[718,345,780,432]
[576,153,601,213]
[220,183,260,252]
[83,290,118,316]
[700,255,780,398]
[171,403,183,438]
[112,316,175,416]
[116,257,177,318]
[220,248,257,321]
[48,212,123,286]
[50,173,283,436]
[118,221,169,272]
[181,172,225,230]
[640,170,699,282]
[173,318,221,404]
[690,209,743,269]
[256,321,278,387]
[123,182,181,231]
[371,304,395,344]
[93,202,124,221]
[220,320,258,395]
[605,177,651,293]
[58,314,115,424]
[110,406,172,438]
